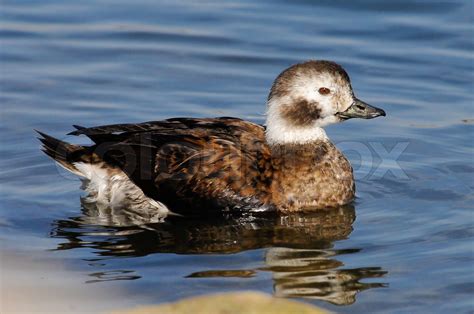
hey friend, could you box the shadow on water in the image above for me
[50,201,387,305]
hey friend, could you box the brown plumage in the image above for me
[37,60,385,218]
[270,142,355,211]
[279,98,322,127]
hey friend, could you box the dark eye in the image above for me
[318,87,331,95]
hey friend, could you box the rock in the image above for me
[111,291,329,314]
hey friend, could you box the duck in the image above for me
[38,60,385,221]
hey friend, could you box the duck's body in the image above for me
[38,60,384,220]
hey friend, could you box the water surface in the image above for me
[1,0,473,313]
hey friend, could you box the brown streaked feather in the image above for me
[153,134,274,214]
[70,118,275,214]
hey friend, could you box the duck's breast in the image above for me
[270,141,355,211]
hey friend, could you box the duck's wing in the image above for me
[69,117,253,143]
[71,118,274,214]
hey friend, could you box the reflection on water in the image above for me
[264,248,386,305]
[86,270,141,284]
[51,200,387,305]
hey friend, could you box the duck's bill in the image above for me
[336,99,386,120]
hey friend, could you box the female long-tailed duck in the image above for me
[38,60,385,221]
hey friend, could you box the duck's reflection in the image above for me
[263,248,386,305]
[51,201,387,305]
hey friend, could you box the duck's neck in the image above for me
[269,140,333,162]
[265,121,329,146]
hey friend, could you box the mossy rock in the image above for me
[112,291,329,314]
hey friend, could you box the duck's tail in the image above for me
[36,130,89,177]
[36,130,171,221]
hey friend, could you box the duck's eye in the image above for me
[318,87,331,95]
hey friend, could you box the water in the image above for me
[1,0,473,313]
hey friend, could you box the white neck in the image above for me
[265,101,329,145]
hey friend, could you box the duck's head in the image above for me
[265,60,385,145]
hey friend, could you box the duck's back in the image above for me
[70,117,275,214]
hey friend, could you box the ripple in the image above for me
[1,0,473,312]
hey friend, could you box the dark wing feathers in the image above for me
[153,135,274,214]
[72,118,274,214]
[68,117,245,138]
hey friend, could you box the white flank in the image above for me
[72,162,169,222]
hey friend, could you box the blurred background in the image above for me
[1,1,473,313]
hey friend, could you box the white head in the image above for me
[265,60,385,146]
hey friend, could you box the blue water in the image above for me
[1,0,473,313]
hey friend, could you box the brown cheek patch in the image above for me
[280,99,321,127]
